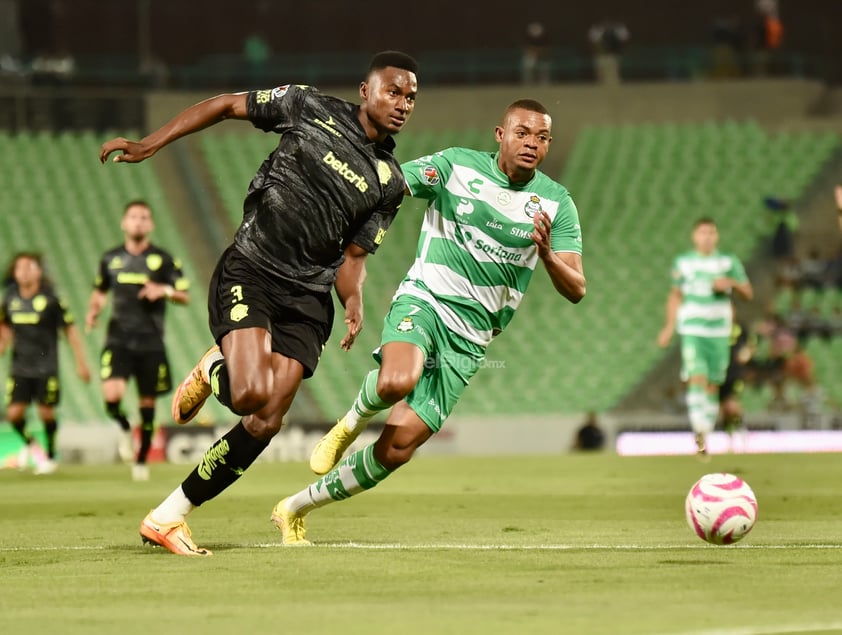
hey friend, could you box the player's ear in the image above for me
[494,126,504,143]
[359,80,369,101]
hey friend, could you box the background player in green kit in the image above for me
[657,218,753,458]
[272,99,586,544]
[0,252,91,474]
[86,200,190,481]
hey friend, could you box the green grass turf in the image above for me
[2,452,842,635]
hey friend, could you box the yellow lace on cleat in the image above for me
[139,512,212,556]
[309,417,362,475]
[270,499,312,546]
[172,345,219,424]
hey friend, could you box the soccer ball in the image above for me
[685,473,758,545]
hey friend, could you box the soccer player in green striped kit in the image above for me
[657,218,753,458]
[272,99,587,544]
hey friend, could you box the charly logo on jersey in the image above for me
[146,254,163,271]
[108,256,123,269]
[32,295,47,312]
[323,150,369,192]
[230,304,249,323]
[421,165,439,186]
[456,199,474,216]
[523,195,542,218]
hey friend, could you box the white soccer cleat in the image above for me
[117,429,134,464]
[132,464,150,482]
[33,459,58,475]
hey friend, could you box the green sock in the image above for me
[344,369,391,432]
[286,444,392,514]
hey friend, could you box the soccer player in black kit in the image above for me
[86,200,190,482]
[99,51,418,555]
[0,253,91,474]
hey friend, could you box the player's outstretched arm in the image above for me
[0,323,10,356]
[85,289,107,332]
[531,211,586,303]
[65,324,91,383]
[100,93,249,164]
[835,185,842,234]
[335,244,369,351]
[657,287,682,348]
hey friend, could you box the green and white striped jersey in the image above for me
[399,147,582,347]
[671,250,748,338]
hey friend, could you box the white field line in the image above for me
[2,542,842,552]
[675,624,842,635]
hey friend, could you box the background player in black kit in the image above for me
[99,50,419,555]
[85,200,190,482]
[0,252,91,474]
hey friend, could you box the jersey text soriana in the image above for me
[401,147,582,346]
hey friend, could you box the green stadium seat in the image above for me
[0,131,232,427]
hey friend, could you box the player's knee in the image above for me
[229,377,272,415]
[376,371,417,404]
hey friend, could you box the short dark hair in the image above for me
[124,199,152,216]
[694,217,717,228]
[504,99,550,119]
[368,50,419,75]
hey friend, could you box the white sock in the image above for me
[686,389,712,435]
[202,349,225,379]
[152,486,195,524]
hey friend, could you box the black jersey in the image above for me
[93,244,188,352]
[1,284,73,377]
[235,85,406,293]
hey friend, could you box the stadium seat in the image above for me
[0,131,232,427]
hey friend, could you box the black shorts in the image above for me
[207,245,334,379]
[5,375,60,406]
[100,347,172,395]
[719,366,745,402]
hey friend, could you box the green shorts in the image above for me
[680,334,730,385]
[376,295,485,432]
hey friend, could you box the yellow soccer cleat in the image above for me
[139,512,212,556]
[171,345,219,424]
[270,498,312,546]
[309,417,361,475]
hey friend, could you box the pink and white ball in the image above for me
[685,473,758,545]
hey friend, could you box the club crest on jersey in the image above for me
[422,165,439,186]
[377,160,392,185]
[32,295,47,312]
[496,191,512,206]
[146,254,163,271]
[230,304,249,323]
[397,317,414,332]
[523,195,542,218]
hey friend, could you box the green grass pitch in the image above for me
[2,451,842,635]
